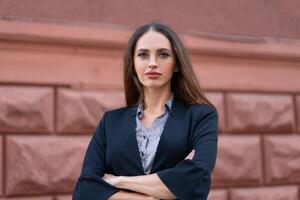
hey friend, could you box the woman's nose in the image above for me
[148,64,157,69]
[148,56,157,68]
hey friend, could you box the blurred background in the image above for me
[0,0,300,199]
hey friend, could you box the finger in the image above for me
[185,149,195,160]
[187,150,194,159]
[102,174,107,178]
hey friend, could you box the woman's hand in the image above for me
[103,173,122,187]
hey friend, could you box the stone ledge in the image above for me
[1,19,300,60]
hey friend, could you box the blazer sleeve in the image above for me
[72,111,119,200]
[157,105,218,200]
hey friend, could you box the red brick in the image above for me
[230,186,298,200]
[296,95,300,133]
[56,88,124,134]
[206,92,225,133]
[264,135,300,184]
[0,86,54,134]
[212,136,262,186]
[208,189,228,200]
[227,93,294,133]
[5,136,90,195]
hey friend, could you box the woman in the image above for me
[72,22,218,200]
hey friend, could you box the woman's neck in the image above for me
[143,87,172,115]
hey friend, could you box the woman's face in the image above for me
[133,31,178,90]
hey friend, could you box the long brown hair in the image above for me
[123,22,214,108]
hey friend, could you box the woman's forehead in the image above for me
[135,31,172,51]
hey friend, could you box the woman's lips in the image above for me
[145,71,161,79]
[146,74,160,79]
[145,71,161,75]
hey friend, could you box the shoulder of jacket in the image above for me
[104,105,132,118]
[188,103,218,116]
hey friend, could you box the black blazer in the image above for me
[72,97,218,200]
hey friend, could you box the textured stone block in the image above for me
[0,197,52,200]
[5,136,90,195]
[0,86,54,134]
[206,92,225,133]
[212,136,262,186]
[56,195,71,200]
[230,186,298,200]
[264,135,300,184]
[296,95,300,133]
[0,137,2,197]
[57,88,124,134]
[208,189,228,200]
[227,93,294,133]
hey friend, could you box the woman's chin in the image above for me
[144,85,161,89]
[140,79,171,89]
[142,83,171,90]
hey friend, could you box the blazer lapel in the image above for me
[129,103,146,174]
[150,97,183,173]
[129,97,184,174]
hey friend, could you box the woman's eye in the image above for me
[160,52,169,58]
[137,53,147,58]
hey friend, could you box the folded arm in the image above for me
[104,151,195,199]
[113,173,176,199]
[105,105,218,200]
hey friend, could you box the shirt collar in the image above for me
[136,93,174,119]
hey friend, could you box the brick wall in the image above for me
[0,20,300,200]
[1,0,300,40]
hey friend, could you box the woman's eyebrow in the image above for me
[158,48,171,51]
[136,48,171,52]
[136,48,148,52]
